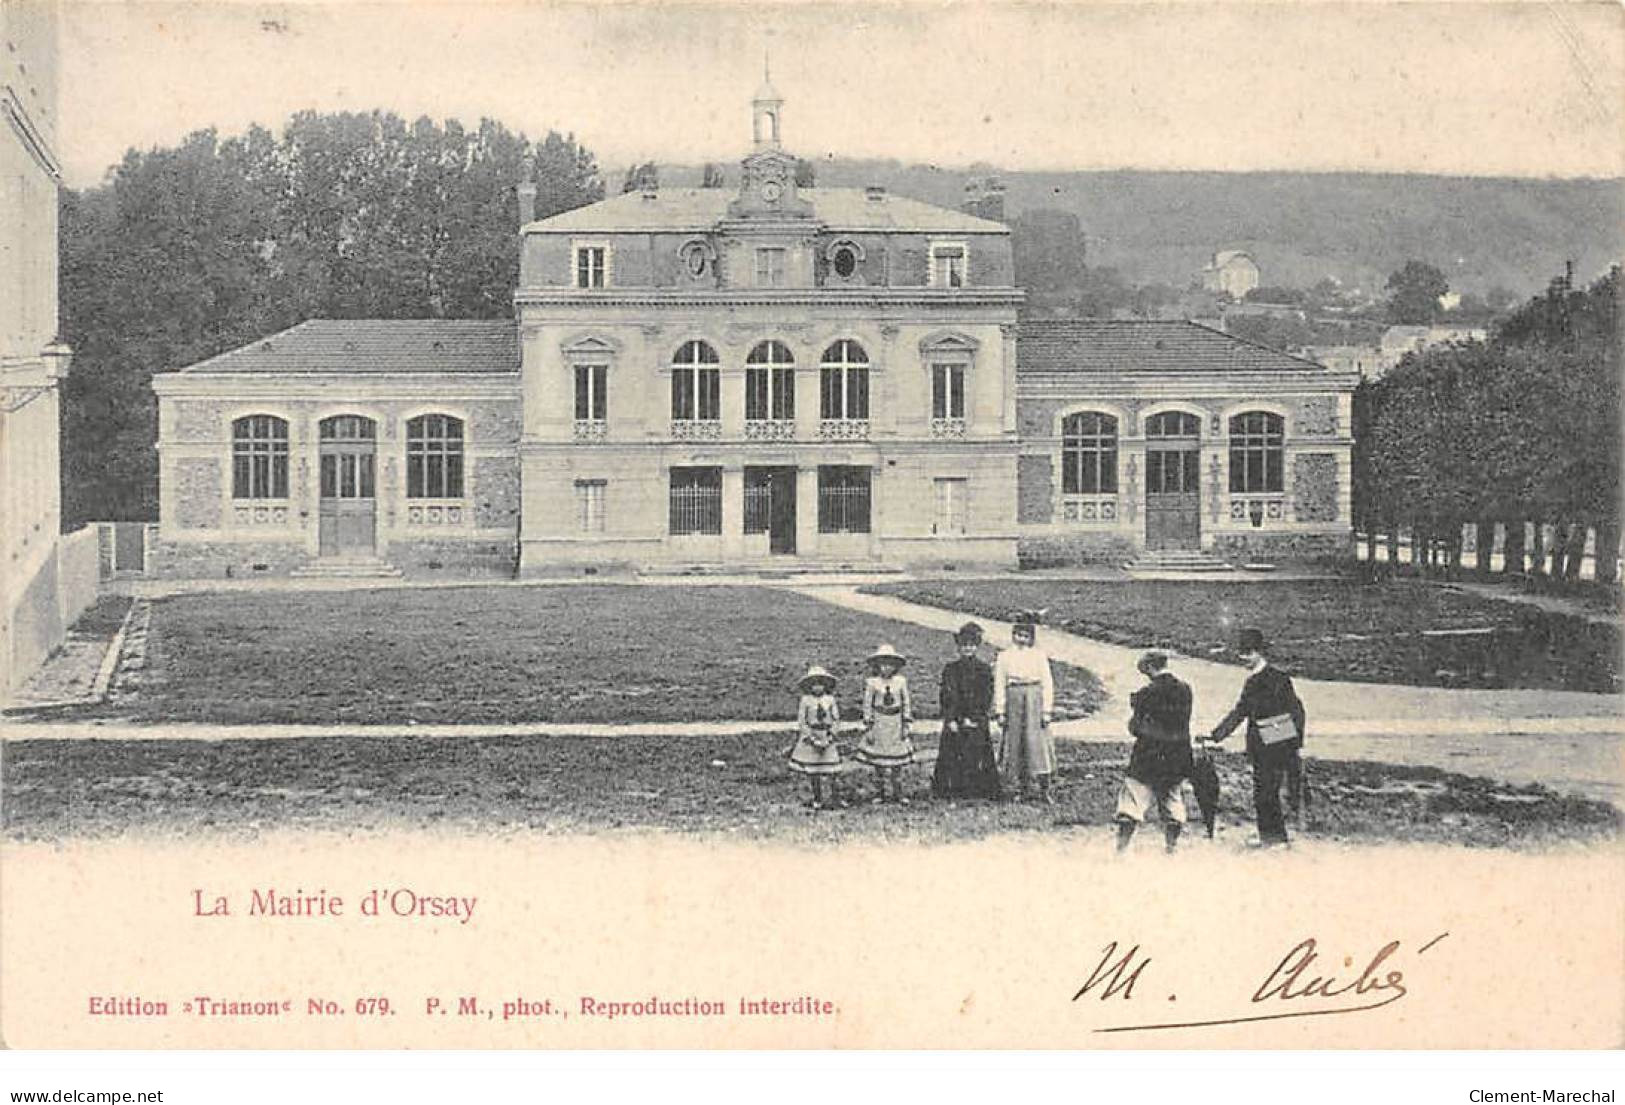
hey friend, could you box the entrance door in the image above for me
[745,466,797,555]
[767,467,797,554]
[318,415,377,556]
[1143,411,1202,551]
[1145,448,1200,550]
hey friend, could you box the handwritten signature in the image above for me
[1075,932,1449,1033]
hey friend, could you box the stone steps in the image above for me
[1123,549,1237,576]
[290,557,405,579]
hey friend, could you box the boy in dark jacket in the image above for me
[1116,651,1195,853]
[1204,628,1306,847]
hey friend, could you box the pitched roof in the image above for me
[529,187,1007,234]
[172,319,518,375]
[1017,320,1330,376]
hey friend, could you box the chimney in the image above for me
[516,156,537,226]
[865,184,886,202]
[981,177,1006,221]
[962,177,984,215]
[641,179,658,201]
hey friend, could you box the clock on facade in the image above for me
[761,180,783,203]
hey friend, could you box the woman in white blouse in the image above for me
[993,616,1057,803]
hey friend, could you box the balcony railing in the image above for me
[743,419,796,441]
[930,417,967,439]
[572,419,607,442]
[1060,495,1118,524]
[1229,493,1286,527]
[670,419,723,441]
[818,418,870,441]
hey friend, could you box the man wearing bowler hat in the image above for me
[1203,628,1306,847]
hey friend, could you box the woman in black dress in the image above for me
[932,623,1003,800]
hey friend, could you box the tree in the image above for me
[793,158,817,188]
[620,160,658,193]
[1010,209,1090,314]
[57,111,605,526]
[1358,266,1621,585]
[700,162,726,188]
[1385,260,1449,325]
[1243,285,1305,305]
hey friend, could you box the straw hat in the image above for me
[797,665,836,693]
[866,643,907,668]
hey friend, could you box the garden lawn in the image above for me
[3,733,1614,849]
[861,579,1621,692]
[91,585,1104,725]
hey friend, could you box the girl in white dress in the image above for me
[855,644,915,804]
[787,666,844,810]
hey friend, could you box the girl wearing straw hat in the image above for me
[856,643,915,803]
[788,666,844,811]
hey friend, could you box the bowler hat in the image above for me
[1238,628,1267,654]
[797,665,836,693]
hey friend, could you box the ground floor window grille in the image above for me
[933,478,968,535]
[669,467,723,535]
[575,479,606,533]
[743,470,773,534]
[818,466,872,534]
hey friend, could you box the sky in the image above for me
[53,0,1625,188]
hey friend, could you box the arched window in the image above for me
[819,340,869,421]
[231,415,289,499]
[406,414,465,498]
[745,341,795,422]
[670,340,721,423]
[1145,411,1201,438]
[1061,412,1118,495]
[1229,411,1285,493]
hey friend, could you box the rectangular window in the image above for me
[231,415,289,499]
[746,367,795,421]
[754,247,786,288]
[818,466,872,534]
[575,480,606,533]
[669,467,723,536]
[574,245,606,288]
[574,364,608,421]
[932,364,966,419]
[930,243,967,288]
[933,478,968,535]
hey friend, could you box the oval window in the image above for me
[832,246,857,278]
[683,246,708,277]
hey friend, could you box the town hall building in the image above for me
[151,82,1356,577]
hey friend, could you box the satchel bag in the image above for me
[1256,712,1300,746]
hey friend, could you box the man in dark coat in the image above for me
[1115,651,1195,853]
[1204,627,1306,847]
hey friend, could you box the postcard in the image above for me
[2,0,1621,1052]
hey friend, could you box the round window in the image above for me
[832,246,857,278]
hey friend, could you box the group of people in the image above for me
[786,617,1308,851]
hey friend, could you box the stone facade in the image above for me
[152,369,522,578]
[1014,320,1358,565]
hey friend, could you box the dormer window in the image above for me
[929,242,967,288]
[573,243,608,288]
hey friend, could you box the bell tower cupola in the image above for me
[752,55,783,149]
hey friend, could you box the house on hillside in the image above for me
[1202,249,1261,300]
[149,82,1359,576]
